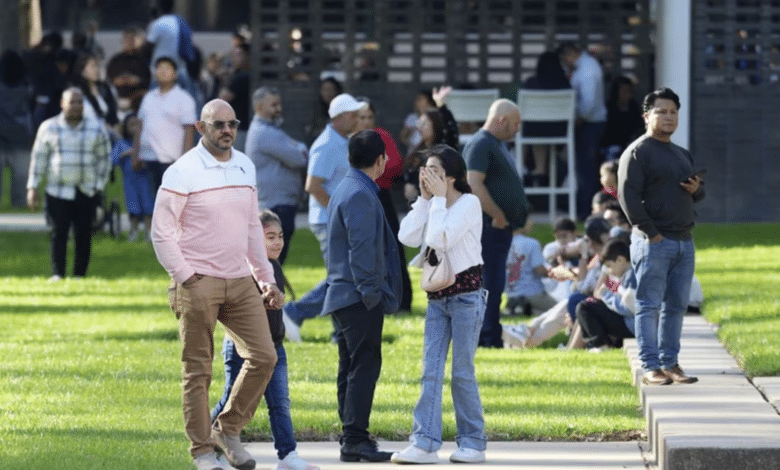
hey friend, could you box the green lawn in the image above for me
[1,222,777,469]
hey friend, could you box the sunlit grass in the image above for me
[15,221,780,468]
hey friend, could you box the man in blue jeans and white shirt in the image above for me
[618,87,705,386]
[282,93,366,341]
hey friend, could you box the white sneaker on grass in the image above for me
[390,444,439,464]
[193,451,223,470]
[282,310,302,342]
[449,447,485,463]
[277,450,320,470]
[502,324,530,348]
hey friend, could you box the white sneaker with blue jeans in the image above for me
[450,447,485,463]
[390,444,439,464]
[277,450,320,470]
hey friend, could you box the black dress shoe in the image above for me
[340,440,393,462]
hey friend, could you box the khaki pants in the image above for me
[169,275,277,458]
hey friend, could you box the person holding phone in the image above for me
[617,87,705,386]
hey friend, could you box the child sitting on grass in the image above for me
[575,238,636,352]
[211,210,319,470]
[503,218,557,317]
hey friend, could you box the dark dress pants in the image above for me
[46,190,98,277]
[478,215,513,348]
[574,121,606,220]
[331,301,384,444]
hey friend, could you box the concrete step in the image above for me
[625,314,780,470]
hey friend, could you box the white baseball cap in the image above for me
[328,93,367,118]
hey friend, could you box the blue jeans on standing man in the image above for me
[478,215,513,348]
[630,233,695,372]
[211,340,296,461]
[411,289,488,453]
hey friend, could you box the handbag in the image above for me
[420,246,456,292]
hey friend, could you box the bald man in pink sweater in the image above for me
[152,99,282,470]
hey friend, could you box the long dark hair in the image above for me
[406,109,445,171]
[423,144,471,194]
[534,51,570,89]
[318,76,343,115]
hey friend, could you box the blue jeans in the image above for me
[283,223,328,325]
[479,216,513,347]
[211,340,296,460]
[411,289,488,452]
[630,233,695,371]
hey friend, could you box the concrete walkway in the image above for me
[230,441,647,469]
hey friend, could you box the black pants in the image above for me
[331,301,384,444]
[378,188,412,311]
[146,160,171,196]
[46,190,98,277]
[575,298,634,348]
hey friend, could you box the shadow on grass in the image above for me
[99,329,180,342]
[3,304,168,315]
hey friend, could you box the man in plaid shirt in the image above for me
[27,87,111,281]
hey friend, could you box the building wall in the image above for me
[250,0,653,148]
[691,0,780,222]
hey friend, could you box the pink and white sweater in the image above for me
[151,141,274,285]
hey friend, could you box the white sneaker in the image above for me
[502,324,530,349]
[212,428,256,470]
[193,451,224,470]
[282,310,302,342]
[588,344,610,353]
[390,444,439,464]
[449,447,485,463]
[277,451,320,470]
[47,275,62,283]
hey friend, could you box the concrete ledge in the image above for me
[663,436,780,470]
[625,314,780,470]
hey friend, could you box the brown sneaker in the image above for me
[642,369,673,385]
[662,364,698,384]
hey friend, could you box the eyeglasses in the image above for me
[203,120,241,130]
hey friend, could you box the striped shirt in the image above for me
[27,113,111,200]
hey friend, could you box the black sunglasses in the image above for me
[204,120,241,130]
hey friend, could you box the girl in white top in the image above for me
[393,144,487,465]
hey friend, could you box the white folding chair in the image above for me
[515,89,577,222]
[444,89,500,146]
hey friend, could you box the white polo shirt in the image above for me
[138,85,197,164]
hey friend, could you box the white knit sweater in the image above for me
[398,194,484,274]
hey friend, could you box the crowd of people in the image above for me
[13,7,707,469]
